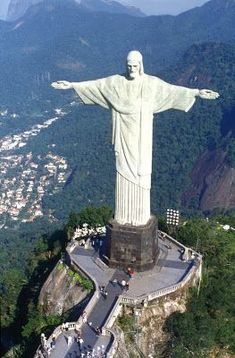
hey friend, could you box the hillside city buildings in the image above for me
[0,109,70,227]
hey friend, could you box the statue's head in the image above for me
[126,50,144,80]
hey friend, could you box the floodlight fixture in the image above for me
[166,209,180,226]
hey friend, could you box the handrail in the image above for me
[71,258,100,327]
[35,252,100,357]
[158,230,202,260]
[120,262,198,306]
[105,328,119,358]
[103,296,123,331]
[104,233,201,356]
[35,231,202,358]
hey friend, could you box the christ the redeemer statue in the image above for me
[52,51,219,227]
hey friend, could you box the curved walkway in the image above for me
[38,233,199,358]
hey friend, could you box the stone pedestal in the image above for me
[106,216,159,271]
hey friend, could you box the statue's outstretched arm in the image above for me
[198,89,220,100]
[51,81,73,90]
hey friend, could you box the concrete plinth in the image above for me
[106,216,159,271]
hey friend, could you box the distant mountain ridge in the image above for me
[1,0,235,103]
[7,0,41,21]
[6,0,145,21]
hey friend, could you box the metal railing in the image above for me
[35,230,202,358]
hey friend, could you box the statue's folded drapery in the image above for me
[73,74,198,225]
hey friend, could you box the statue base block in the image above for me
[106,216,159,271]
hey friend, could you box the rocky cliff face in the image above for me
[39,262,88,315]
[115,289,188,358]
[183,150,235,213]
[171,42,235,215]
[138,292,187,356]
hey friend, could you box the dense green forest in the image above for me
[152,42,235,214]
[0,225,67,357]
[164,214,235,357]
[0,206,112,357]
[1,207,234,357]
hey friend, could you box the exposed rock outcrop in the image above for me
[137,291,187,357]
[115,289,188,358]
[183,150,235,213]
[39,262,88,315]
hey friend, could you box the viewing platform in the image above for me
[35,231,202,358]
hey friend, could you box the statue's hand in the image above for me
[198,89,220,100]
[51,81,73,90]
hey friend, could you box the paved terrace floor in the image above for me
[48,236,192,358]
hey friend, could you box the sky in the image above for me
[120,0,210,16]
[0,0,210,20]
[0,0,10,19]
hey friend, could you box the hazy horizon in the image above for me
[0,0,210,20]
[0,0,10,20]
[120,0,210,16]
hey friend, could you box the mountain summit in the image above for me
[77,0,145,16]
[6,0,145,21]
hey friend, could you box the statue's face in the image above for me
[127,60,141,80]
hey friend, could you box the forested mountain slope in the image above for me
[6,0,145,22]
[155,42,235,214]
[0,0,235,107]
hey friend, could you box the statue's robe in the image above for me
[72,74,198,225]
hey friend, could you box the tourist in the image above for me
[80,239,85,246]
[51,334,56,349]
[127,267,134,278]
[67,335,72,346]
[112,278,118,286]
[100,285,105,293]
[78,337,84,350]
[82,311,87,323]
[46,346,51,355]
[121,279,126,289]
[95,326,101,336]
[125,282,129,291]
[75,328,81,338]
